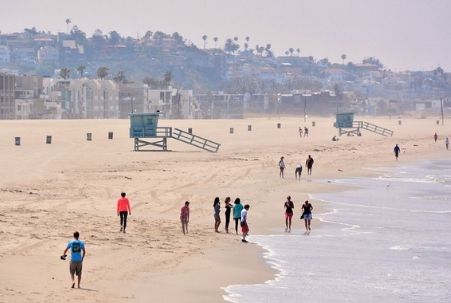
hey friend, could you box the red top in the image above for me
[117,197,131,213]
[180,205,189,219]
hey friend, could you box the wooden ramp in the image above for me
[354,121,394,136]
[172,128,220,153]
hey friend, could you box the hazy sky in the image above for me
[1,0,450,71]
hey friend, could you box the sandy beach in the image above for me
[0,115,450,302]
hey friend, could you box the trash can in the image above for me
[230,128,234,134]
[108,132,113,139]
[188,128,193,134]
[15,137,21,146]
[87,133,92,141]
[312,121,316,127]
[248,125,252,131]
[46,136,52,144]
[277,123,281,128]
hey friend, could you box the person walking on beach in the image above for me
[224,197,232,233]
[241,204,250,243]
[434,132,438,142]
[117,192,131,233]
[304,127,309,137]
[233,198,244,234]
[213,197,221,233]
[306,155,314,175]
[284,196,295,232]
[394,144,401,160]
[301,200,313,234]
[279,156,286,178]
[295,163,303,180]
[61,231,86,289]
[446,137,449,150]
[180,201,190,235]
[298,127,303,138]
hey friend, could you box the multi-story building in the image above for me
[0,72,15,119]
[15,75,44,119]
[0,46,11,65]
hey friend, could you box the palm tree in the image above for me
[113,70,126,83]
[289,48,294,56]
[76,65,86,78]
[245,36,250,43]
[65,18,71,33]
[296,48,301,56]
[244,42,249,51]
[341,54,347,65]
[96,67,109,80]
[202,35,207,49]
[213,37,218,48]
[60,68,70,80]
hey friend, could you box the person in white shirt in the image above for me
[279,157,286,178]
[240,204,250,243]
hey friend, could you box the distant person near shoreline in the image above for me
[180,201,190,235]
[213,197,221,233]
[446,137,449,150]
[306,155,314,175]
[279,156,286,178]
[224,197,232,233]
[434,132,438,142]
[241,204,250,243]
[61,231,86,289]
[394,144,401,160]
[304,127,309,137]
[295,163,303,180]
[301,200,313,234]
[117,192,131,233]
[233,198,244,234]
[284,196,294,232]
[298,127,303,138]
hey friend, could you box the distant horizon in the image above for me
[1,0,450,72]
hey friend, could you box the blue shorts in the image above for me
[303,214,312,220]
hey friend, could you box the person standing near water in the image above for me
[306,155,314,175]
[446,137,449,150]
[301,200,313,234]
[279,156,286,178]
[180,201,190,235]
[117,192,131,233]
[284,196,295,232]
[295,163,303,180]
[233,198,244,234]
[241,204,250,243]
[434,132,438,142]
[61,231,86,289]
[213,197,221,233]
[394,144,401,160]
[224,197,232,233]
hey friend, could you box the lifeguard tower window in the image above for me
[129,113,159,138]
[336,113,354,128]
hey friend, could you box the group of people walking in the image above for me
[279,155,315,179]
[284,196,313,233]
[212,197,251,242]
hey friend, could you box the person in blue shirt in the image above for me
[62,231,86,288]
[233,198,244,234]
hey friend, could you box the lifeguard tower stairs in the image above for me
[335,113,394,137]
[130,113,220,152]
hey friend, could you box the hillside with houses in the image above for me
[1,25,450,120]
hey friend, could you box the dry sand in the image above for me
[0,115,450,302]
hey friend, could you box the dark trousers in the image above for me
[120,211,128,230]
[234,218,240,233]
[225,211,231,230]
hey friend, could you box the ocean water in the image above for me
[224,160,451,303]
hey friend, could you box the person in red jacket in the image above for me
[117,192,131,233]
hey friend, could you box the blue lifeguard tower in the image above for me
[335,113,394,136]
[129,113,220,152]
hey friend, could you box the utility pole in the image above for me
[440,97,444,126]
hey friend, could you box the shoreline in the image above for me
[0,116,449,302]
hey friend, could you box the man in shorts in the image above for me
[241,204,250,243]
[62,231,86,288]
[279,156,286,178]
[295,163,302,180]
